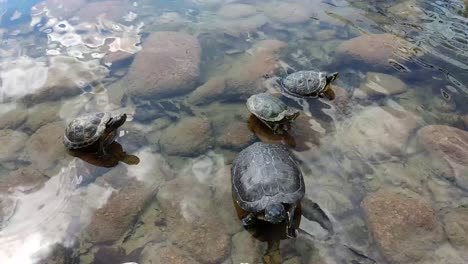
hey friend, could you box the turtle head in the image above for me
[265,203,287,224]
[106,113,127,131]
[320,72,338,100]
[325,72,339,84]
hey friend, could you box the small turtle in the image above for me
[231,142,305,238]
[63,112,127,155]
[278,70,338,100]
[246,93,299,134]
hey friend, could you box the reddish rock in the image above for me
[141,243,201,264]
[0,129,28,162]
[216,121,256,149]
[334,106,422,162]
[337,34,410,67]
[443,207,468,257]
[125,32,201,99]
[157,178,231,263]
[188,40,286,104]
[86,179,156,243]
[75,1,130,22]
[0,166,47,193]
[159,117,212,156]
[362,189,444,263]
[217,4,257,19]
[418,125,468,190]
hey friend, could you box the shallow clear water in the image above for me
[0,0,467,263]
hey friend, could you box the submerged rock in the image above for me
[418,125,468,190]
[216,121,256,150]
[188,39,286,104]
[354,72,408,98]
[217,4,257,19]
[75,0,130,22]
[141,243,201,264]
[35,0,86,19]
[337,33,413,68]
[159,117,212,156]
[443,207,468,258]
[157,177,231,263]
[361,189,444,263]
[125,31,201,99]
[0,108,27,130]
[24,121,67,175]
[334,106,422,162]
[231,231,267,264]
[23,102,61,133]
[0,129,28,163]
[86,179,156,244]
[262,1,312,24]
[0,165,47,193]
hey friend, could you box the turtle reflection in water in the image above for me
[246,93,300,135]
[64,112,139,167]
[69,141,140,168]
[231,142,331,238]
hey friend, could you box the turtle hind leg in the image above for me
[302,199,333,234]
[241,213,256,229]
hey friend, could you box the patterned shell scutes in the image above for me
[246,93,290,122]
[281,71,327,97]
[231,142,305,212]
[64,112,111,149]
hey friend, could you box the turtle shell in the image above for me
[280,71,327,97]
[231,142,305,212]
[63,112,111,149]
[246,93,297,122]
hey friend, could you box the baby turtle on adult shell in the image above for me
[247,93,299,134]
[278,70,338,100]
[63,112,127,155]
[231,142,306,238]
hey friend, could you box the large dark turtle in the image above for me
[231,142,305,238]
[63,112,127,155]
[278,70,338,100]
[246,93,299,134]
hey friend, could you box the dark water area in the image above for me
[0,0,467,263]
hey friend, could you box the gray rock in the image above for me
[0,129,28,163]
[354,72,408,98]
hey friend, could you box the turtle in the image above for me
[277,70,339,100]
[231,142,305,238]
[246,93,299,134]
[63,112,127,155]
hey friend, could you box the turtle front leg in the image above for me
[286,204,297,238]
[97,139,107,157]
[241,213,256,229]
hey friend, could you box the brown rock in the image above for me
[362,189,444,263]
[141,243,201,264]
[24,121,68,175]
[217,4,257,19]
[159,117,212,156]
[216,121,256,149]
[0,129,28,162]
[125,32,201,99]
[418,125,468,190]
[337,34,410,67]
[102,51,135,67]
[86,179,156,243]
